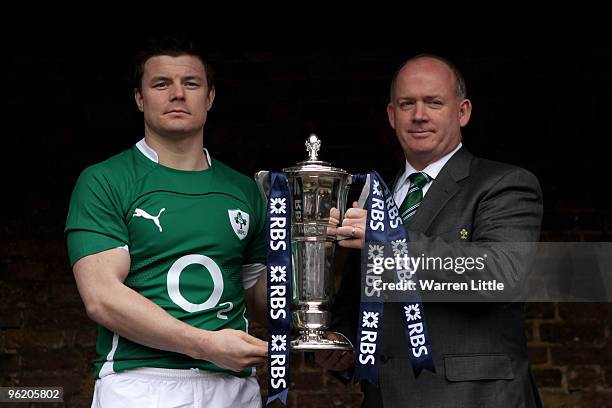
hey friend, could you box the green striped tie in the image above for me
[398,172,431,225]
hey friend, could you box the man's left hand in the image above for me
[337,202,366,249]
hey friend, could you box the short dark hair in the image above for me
[389,53,467,102]
[133,35,214,92]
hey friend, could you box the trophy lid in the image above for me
[282,134,349,176]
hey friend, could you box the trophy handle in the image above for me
[254,171,271,202]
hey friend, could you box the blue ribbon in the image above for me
[354,171,435,384]
[266,172,292,406]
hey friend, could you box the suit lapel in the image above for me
[409,147,473,234]
[389,167,404,191]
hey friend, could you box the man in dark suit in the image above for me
[316,55,543,407]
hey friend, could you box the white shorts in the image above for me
[91,367,262,408]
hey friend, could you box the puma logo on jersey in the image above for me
[133,208,166,232]
[228,209,250,240]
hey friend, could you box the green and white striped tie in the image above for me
[398,172,431,225]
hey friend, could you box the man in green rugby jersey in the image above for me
[66,36,268,407]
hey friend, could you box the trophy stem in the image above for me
[291,303,352,350]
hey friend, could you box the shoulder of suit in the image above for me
[470,156,540,185]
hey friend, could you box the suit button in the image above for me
[380,354,388,363]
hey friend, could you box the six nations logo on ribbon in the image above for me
[228,209,250,240]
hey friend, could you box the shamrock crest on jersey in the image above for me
[228,209,249,240]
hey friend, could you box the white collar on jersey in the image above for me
[136,138,212,167]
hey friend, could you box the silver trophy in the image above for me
[256,134,353,350]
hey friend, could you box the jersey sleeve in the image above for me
[65,166,129,267]
[243,181,267,266]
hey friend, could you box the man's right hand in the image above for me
[314,332,355,371]
[198,329,268,372]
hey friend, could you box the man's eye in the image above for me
[185,82,200,88]
[429,101,443,108]
[399,101,414,109]
[154,83,168,89]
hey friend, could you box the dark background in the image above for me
[1,30,611,407]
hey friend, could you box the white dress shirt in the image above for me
[393,143,463,206]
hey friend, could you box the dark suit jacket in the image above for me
[331,147,543,408]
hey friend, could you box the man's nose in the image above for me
[169,84,186,100]
[413,102,428,122]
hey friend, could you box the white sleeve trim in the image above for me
[117,245,129,252]
[243,263,266,289]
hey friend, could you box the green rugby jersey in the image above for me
[65,139,266,379]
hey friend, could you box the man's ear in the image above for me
[387,103,396,130]
[458,99,472,127]
[134,88,144,112]
[206,86,216,111]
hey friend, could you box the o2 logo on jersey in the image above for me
[228,209,250,240]
[166,254,232,318]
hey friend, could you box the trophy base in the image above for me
[291,333,353,351]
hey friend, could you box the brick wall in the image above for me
[1,43,611,407]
